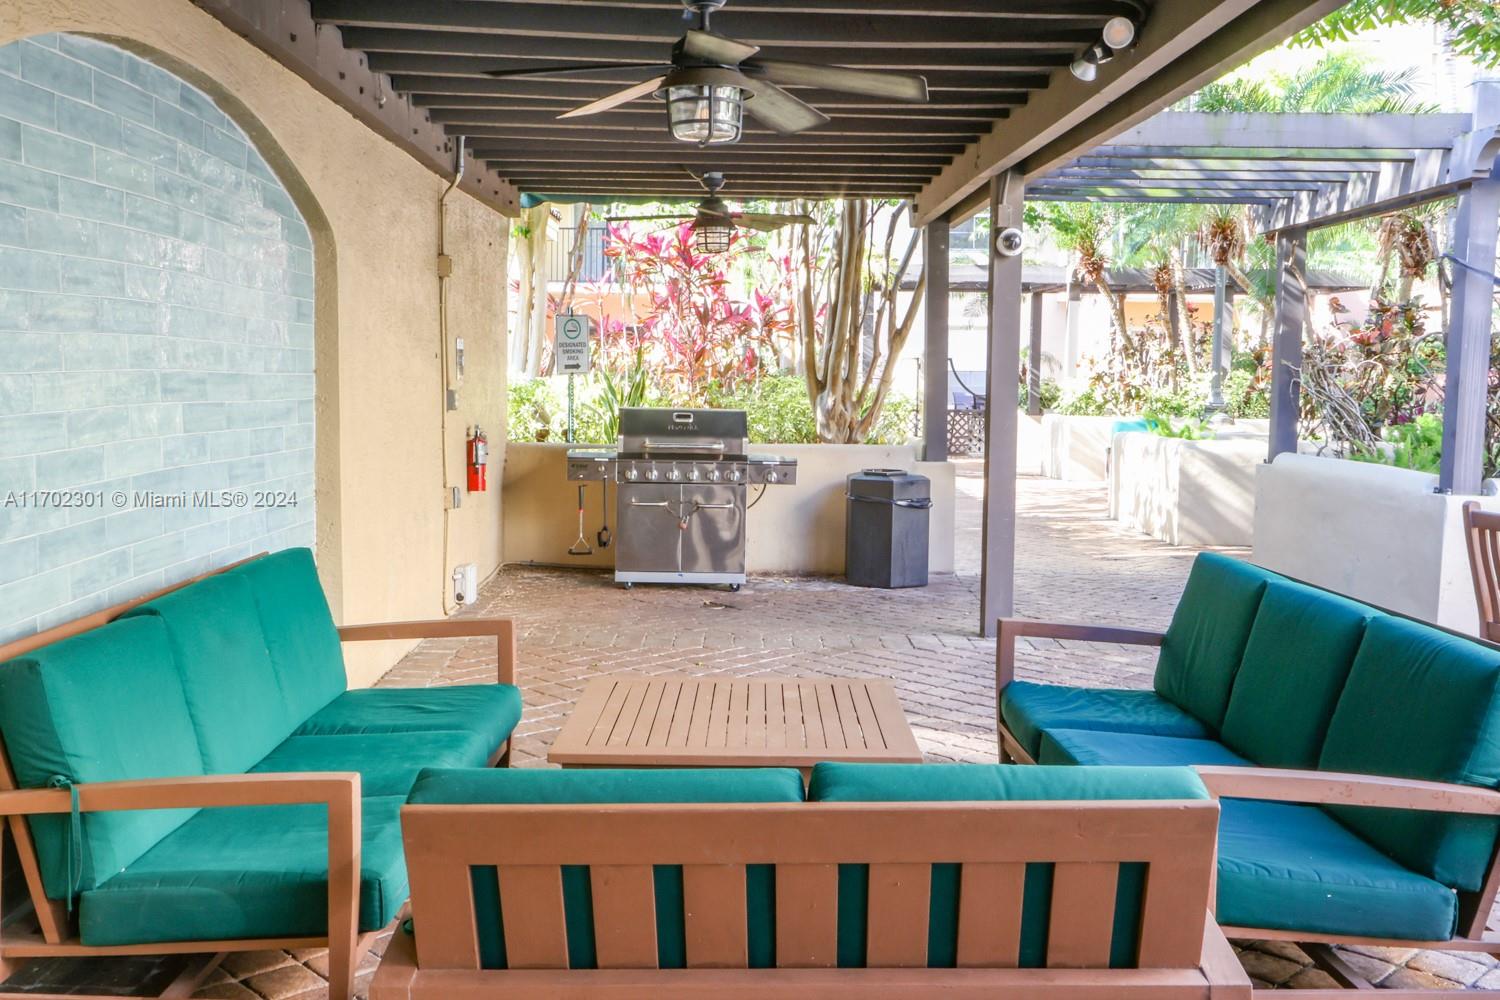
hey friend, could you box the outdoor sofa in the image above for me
[0,547,522,1000]
[371,762,1250,998]
[997,551,1500,984]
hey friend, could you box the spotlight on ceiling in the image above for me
[1070,44,1106,81]
[1102,15,1137,50]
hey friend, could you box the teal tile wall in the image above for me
[0,34,315,645]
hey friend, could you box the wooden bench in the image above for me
[372,765,1247,998]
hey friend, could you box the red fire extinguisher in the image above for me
[466,426,488,493]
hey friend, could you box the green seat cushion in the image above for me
[1038,729,1251,768]
[227,548,347,721]
[79,794,408,945]
[1000,681,1208,760]
[1217,799,1456,941]
[807,763,1208,969]
[1220,580,1375,769]
[1319,615,1500,891]
[125,574,295,774]
[409,767,805,971]
[297,684,522,754]
[251,731,494,798]
[1153,553,1272,730]
[0,617,204,898]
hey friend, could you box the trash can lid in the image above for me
[859,468,909,477]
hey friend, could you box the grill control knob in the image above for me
[687,467,700,481]
[706,469,721,482]
[627,466,640,480]
[668,468,682,482]
[728,468,743,483]
[647,467,660,481]
[765,471,780,484]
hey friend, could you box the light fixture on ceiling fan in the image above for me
[607,171,815,254]
[481,0,930,147]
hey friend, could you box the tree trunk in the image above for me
[512,205,552,377]
[1170,249,1197,375]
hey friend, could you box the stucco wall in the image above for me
[1,0,510,686]
[1109,432,1265,547]
[503,442,957,577]
[0,33,317,644]
[1252,453,1500,635]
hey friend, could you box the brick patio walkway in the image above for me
[177,467,1500,994]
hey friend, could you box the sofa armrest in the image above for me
[996,617,1166,690]
[1193,766,1500,816]
[338,618,517,686]
[0,772,362,955]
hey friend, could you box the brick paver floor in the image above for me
[30,465,1490,996]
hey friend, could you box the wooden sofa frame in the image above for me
[0,556,518,1000]
[372,797,1250,999]
[996,616,1500,994]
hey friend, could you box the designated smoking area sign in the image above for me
[554,313,592,374]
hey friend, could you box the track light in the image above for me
[1070,15,1138,82]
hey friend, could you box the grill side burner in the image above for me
[566,407,796,588]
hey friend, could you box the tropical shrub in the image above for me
[508,378,560,442]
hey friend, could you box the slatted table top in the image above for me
[548,676,924,770]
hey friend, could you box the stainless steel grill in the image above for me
[566,407,796,589]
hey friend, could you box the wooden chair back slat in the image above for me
[1464,502,1500,642]
[865,863,930,968]
[683,864,749,968]
[406,854,480,970]
[589,865,658,969]
[1047,862,1118,968]
[401,801,1220,975]
[954,862,1025,968]
[496,866,570,970]
[774,863,839,968]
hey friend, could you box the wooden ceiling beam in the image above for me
[389,73,1054,96]
[425,109,992,135]
[393,0,1138,19]
[409,94,1027,113]
[471,146,954,164]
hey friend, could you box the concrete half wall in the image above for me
[504,442,956,577]
[3,2,510,686]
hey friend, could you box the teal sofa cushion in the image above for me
[251,731,494,798]
[1217,799,1456,941]
[1220,580,1375,769]
[1320,615,1500,891]
[227,548,346,721]
[807,763,1209,969]
[409,767,805,971]
[1153,553,1272,730]
[297,685,522,754]
[80,794,409,945]
[1000,681,1208,760]
[126,574,295,773]
[0,617,204,898]
[1037,729,1251,768]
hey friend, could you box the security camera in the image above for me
[995,227,1025,257]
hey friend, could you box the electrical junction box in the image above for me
[453,563,479,604]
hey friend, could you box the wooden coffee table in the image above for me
[548,675,923,774]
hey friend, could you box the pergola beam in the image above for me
[1439,176,1500,495]
[1267,229,1307,462]
[923,219,950,463]
[981,171,1024,637]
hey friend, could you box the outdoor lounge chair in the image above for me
[996,551,1500,992]
[372,763,1249,998]
[0,548,521,1000]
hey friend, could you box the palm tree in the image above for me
[1292,1,1500,69]
[1188,53,1438,113]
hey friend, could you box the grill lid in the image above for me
[619,407,748,458]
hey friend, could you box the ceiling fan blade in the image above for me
[484,62,673,80]
[746,59,929,103]
[734,213,816,232]
[559,77,667,119]
[606,214,696,223]
[681,29,761,66]
[742,78,830,135]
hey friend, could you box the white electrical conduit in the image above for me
[437,136,465,615]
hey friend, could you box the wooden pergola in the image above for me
[195,0,1352,636]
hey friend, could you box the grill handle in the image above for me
[628,499,672,509]
[640,440,727,452]
[692,501,737,511]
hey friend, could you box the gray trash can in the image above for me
[845,469,931,589]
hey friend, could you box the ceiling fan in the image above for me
[606,172,815,253]
[483,0,930,146]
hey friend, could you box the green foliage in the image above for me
[507,378,560,442]
[1144,410,1215,440]
[1350,414,1444,473]
[1056,386,1108,417]
[1224,368,1271,419]
[706,374,818,444]
[868,394,918,446]
[1292,0,1500,68]
[590,347,653,443]
[1191,53,1438,112]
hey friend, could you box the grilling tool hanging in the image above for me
[568,485,593,557]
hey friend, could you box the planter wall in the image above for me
[503,442,956,576]
[1253,453,1500,636]
[1110,433,1266,547]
